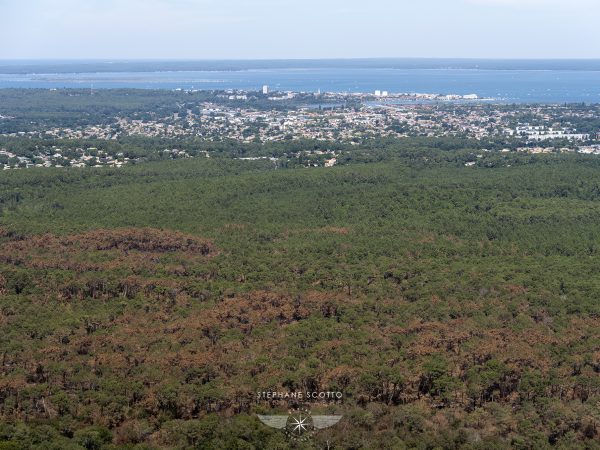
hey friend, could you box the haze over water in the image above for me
[1,59,599,103]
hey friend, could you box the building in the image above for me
[516,125,589,141]
[262,85,269,95]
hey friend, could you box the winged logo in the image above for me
[257,413,342,434]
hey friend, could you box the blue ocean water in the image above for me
[0,60,599,103]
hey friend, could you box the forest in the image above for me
[1,143,600,449]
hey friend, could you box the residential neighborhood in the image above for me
[1,89,599,170]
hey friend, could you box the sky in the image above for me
[1,0,599,59]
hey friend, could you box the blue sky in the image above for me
[1,0,599,59]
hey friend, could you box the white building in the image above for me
[516,125,589,141]
[262,85,269,95]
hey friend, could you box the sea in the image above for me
[0,59,599,103]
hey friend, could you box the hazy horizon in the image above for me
[2,57,600,62]
[2,0,600,60]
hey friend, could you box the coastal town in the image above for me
[1,89,600,170]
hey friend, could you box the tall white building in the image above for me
[262,85,269,95]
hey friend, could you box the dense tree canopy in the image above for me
[1,146,600,449]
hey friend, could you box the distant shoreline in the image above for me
[2,58,600,75]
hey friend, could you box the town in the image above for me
[1,89,600,170]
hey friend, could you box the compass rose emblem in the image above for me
[290,413,310,434]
